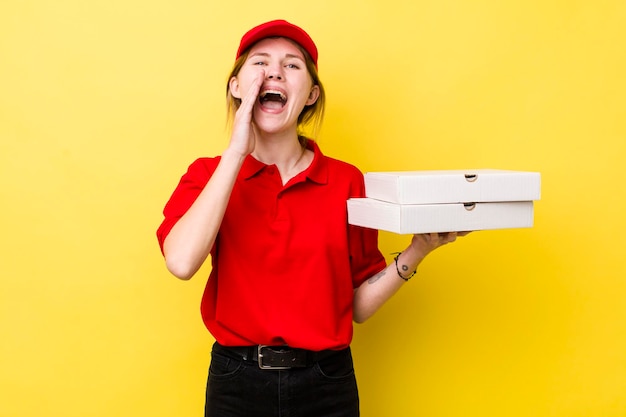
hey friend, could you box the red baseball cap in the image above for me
[236,20,318,69]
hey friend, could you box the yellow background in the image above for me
[1,0,625,416]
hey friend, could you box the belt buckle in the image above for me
[257,345,292,370]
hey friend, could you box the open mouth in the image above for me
[259,89,287,109]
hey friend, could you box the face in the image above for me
[229,37,320,135]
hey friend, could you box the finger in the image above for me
[250,121,260,139]
[436,232,456,244]
[243,70,265,108]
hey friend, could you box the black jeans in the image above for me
[205,342,360,417]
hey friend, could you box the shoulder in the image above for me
[310,140,362,177]
[187,156,221,172]
[322,154,364,181]
[182,156,222,179]
[165,156,222,191]
[307,140,364,188]
[317,153,367,197]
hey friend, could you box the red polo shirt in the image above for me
[157,140,386,350]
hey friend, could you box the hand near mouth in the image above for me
[229,70,265,157]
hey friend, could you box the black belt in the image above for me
[214,343,343,370]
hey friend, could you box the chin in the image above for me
[254,117,296,135]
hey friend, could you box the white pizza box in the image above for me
[347,198,534,234]
[364,170,541,205]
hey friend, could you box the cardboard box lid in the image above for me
[347,198,534,234]
[364,169,541,204]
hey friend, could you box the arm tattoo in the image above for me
[368,270,385,284]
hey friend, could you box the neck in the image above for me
[252,132,312,184]
[252,131,306,166]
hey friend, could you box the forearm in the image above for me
[163,148,246,279]
[353,246,423,323]
[353,232,466,322]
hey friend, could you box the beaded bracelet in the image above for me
[392,252,417,282]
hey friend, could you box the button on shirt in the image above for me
[157,140,386,351]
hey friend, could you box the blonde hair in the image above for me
[226,41,326,145]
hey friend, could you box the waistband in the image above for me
[212,342,346,370]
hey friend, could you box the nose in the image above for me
[266,66,283,80]
[267,73,282,80]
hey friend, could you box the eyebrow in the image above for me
[248,52,305,62]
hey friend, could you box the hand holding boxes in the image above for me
[347,170,541,234]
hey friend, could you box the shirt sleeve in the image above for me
[347,168,387,288]
[156,157,219,254]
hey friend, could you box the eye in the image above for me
[285,63,300,69]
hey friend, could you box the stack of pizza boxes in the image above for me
[347,170,541,234]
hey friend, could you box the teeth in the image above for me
[260,90,286,101]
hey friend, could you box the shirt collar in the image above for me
[240,139,328,185]
[240,153,266,179]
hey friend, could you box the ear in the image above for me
[229,76,242,99]
[305,85,320,106]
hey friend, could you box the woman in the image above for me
[157,19,465,417]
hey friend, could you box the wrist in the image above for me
[392,251,419,282]
[221,147,248,164]
[402,244,425,267]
